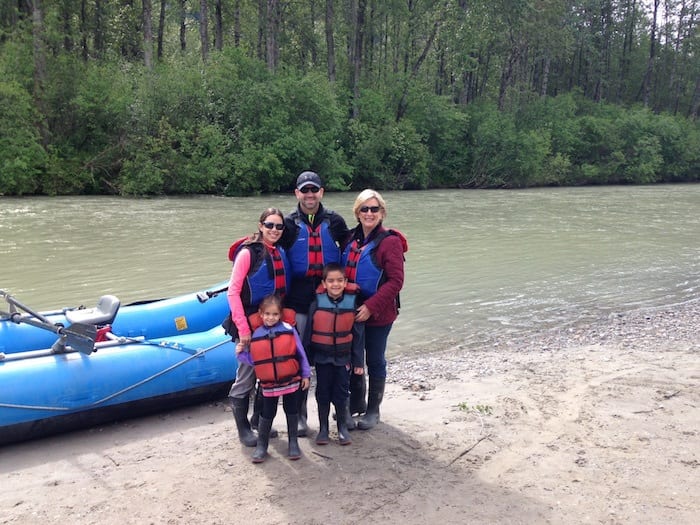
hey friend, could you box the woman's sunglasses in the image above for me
[262,222,285,231]
[359,206,381,213]
[299,186,320,194]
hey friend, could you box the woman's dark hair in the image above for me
[259,207,284,224]
[249,207,285,243]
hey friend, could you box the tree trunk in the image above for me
[31,0,49,147]
[180,0,187,51]
[396,17,440,121]
[597,0,613,102]
[640,0,660,106]
[200,0,209,61]
[234,0,241,46]
[257,0,266,61]
[119,0,141,59]
[308,0,318,66]
[215,0,223,51]
[617,0,637,102]
[143,0,153,69]
[157,0,165,60]
[80,0,88,60]
[60,0,73,52]
[325,0,336,82]
[498,43,519,111]
[689,75,700,120]
[669,0,687,114]
[94,0,105,58]
[540,53,550,97]
[266,0,280,71]
[350,0,366,119]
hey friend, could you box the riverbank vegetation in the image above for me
[1,1,699,196]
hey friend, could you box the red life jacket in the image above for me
[309,283,359,357]
[249,323,300,389]
[306,225,325,278]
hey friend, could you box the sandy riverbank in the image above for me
[1,301,698,524]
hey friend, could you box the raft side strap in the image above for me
[0,338,231,412]
[1,337,147,362]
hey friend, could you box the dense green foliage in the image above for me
[0,1,698,196]
[0,81,47,194]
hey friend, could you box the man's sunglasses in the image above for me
[299,186,320,194]
[262,222,285,231]
[359,206,381,213]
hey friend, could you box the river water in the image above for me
[1,185,698,356]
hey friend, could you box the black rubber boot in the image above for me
[252,416,273,463]
[251,383,278,438]
[357,377,385,430]
[331,408,356,430]
[297,388,309,437]
[230,396,257,447]
[315,402,330,445]
[286,414,302,460]
[335,401,352,445]
[349,372,367,415]
[343,398,357,431]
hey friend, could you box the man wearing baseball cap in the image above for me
[295,170,323,190]
[280,171,350,436]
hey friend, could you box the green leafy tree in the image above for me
[0,81,47,195]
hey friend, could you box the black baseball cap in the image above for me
[296,171,322,189]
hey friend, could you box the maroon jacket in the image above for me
[343,224,406,327]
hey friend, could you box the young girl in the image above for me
[237,294,311,463]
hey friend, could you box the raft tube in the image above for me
[0,281,231,355]
[0,325,237,446]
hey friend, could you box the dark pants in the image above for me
[365,323,393,379]
[260,387,301,420]
[315,362,350,406]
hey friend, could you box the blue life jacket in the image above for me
[229,240,290,314]
[341,232,393,300]
[288,217,341,279]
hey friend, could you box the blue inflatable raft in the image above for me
[0,284,237,446]
[0,281,231,355]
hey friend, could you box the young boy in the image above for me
[304,263,365,445]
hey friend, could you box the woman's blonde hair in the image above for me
[352,189,386,218]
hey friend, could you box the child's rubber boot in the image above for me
[252,416,273,463]
[297,389,310,437]
[335,402,352,445]
[286,414,302,460]
[349,372,367,416]
[251,383,278,438]
[315,402,330,445]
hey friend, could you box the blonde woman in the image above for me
[341,190,407,430]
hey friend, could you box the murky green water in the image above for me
[1,185,698,355]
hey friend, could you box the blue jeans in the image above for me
[365,323,393,379]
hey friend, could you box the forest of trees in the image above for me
[0,0,698,196]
